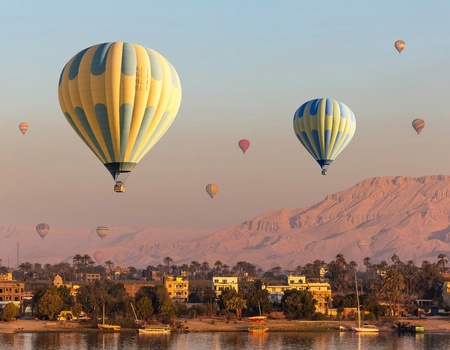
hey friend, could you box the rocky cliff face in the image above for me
[2,176,450,270]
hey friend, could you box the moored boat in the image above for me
[352,324,379,333]
[248,323,269,333]
[247,315,268,333]
[352,272,379,333]
[138,325,171,334]
[98,323,121,331]
[98,300,121,331]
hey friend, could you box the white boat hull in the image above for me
[352,326,379,333]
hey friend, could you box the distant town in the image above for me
[0,253,449,327]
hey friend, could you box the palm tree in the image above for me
[163,257,173,275]
[82,254,94,280]
[437,254,448,273]
[214,261,223,276]
[72,254,83,280]
[381,267,405,316]
[225,296,247,320]
[104,260,114,278]
[201,261,210,279]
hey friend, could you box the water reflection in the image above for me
[0,331,450,350]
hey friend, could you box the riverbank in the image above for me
[0,317,449,334]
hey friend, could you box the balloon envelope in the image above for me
[19,122,29,135]
[36,223,49,239]
[395,40,405,54]
[58,42,182,189]
[293,98,356,175]
[114,252,125,264]
[357,240,368,251]
[238,139,250,154]
[96,226,109,240]
[206,183,218,199]
[412,119,425,135]
[94,251,104,265]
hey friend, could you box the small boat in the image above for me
[247,315,268,333]
[352,324,379,333]
[248,323,269,333]
[98,300,121,331]
[138,325,171,334]
[352,272,379,333]
[397,322,424,334]
[98,324,121,331]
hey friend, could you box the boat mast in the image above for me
[130,302,139,323]
[355,271,361,329]
[103,300,106,325]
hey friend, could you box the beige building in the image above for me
[0,280,25,309]
[263,275,332,314]
[0,272,13,281]
[164,275,189,302]
[85,273,101,282]
[212,277,239,297]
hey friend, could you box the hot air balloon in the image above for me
[238,139,250,154]
[96,226,109,240]
[412,119,425,135]
[94,251,105,265]
[114,252,125,265]
[19,122,29,135]
[206,183,218,199]
[36,223,49,239]
[293,98,356,175]
[58,42,182,193]
[395,40,405,54]
[357,240,368,252]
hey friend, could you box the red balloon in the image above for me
[238,139,250,154]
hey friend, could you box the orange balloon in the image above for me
[395,40,405,54]
[206,183,218,199]
[19,122,29,135]
[412,119,425,135]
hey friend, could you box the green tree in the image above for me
[136,296,153,322]
[281,289,317,320]
[380,267,405,316]
[159,299,176,323]
[1,302,19,321]
[34,290,64,320]
[225,296,247,320]
[243,281,272,316]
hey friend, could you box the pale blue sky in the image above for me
[1,1,450,229]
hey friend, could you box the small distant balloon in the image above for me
[357,240,368,251]
[114,252,125,265]
[206,183,218,199]
[94,251,104,265]
[96,226,109,240]
[19,122,29,135]
[36,223,49,239]
[395,40,405,54]
[238,139,250,154]
[412,119,425,135]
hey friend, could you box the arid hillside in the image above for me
[2,175,450,270]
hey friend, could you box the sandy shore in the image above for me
[0,316,449,334]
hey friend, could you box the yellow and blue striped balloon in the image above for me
[293,98,356,175]
[58,42,182,187]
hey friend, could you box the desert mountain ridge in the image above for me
[1,175,450,270]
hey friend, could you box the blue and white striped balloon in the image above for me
[293,98,356,175]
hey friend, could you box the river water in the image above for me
[0,331,449,350]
